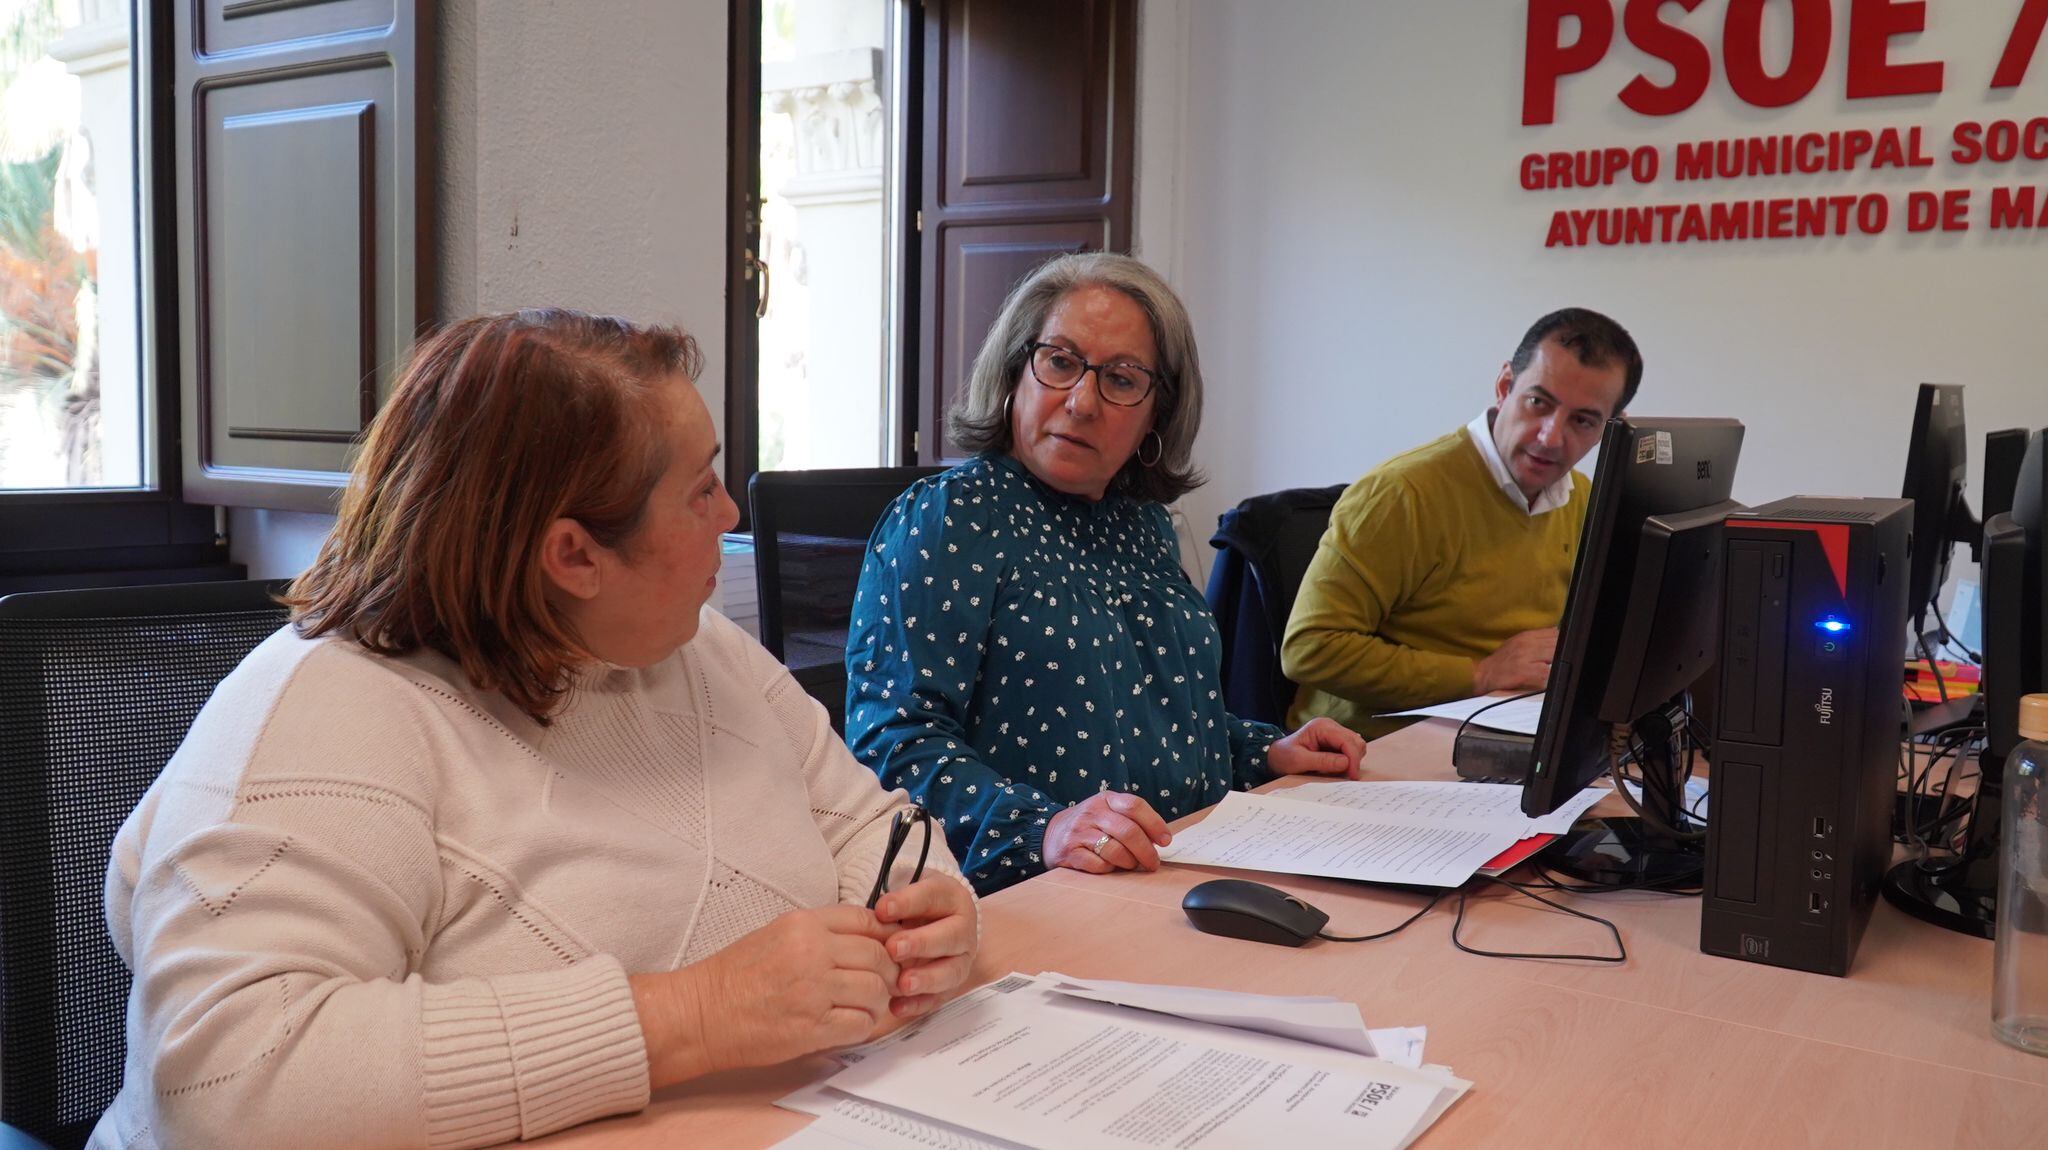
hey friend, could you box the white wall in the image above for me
[232,0,730,579]
[1147,0,2047,599]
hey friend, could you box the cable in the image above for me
[1448,875,1627,963]
[1523,862,1703,896]
[1930,599,1982,665]
[1918,631,1951,704]
[1317,891,1450,942]
[1606,705,1708,843]
[1902,726,1988,867]
[1315,875,1629,964]
[1452,690,1542,751]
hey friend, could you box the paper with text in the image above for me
[1158,791,1517,887]
[1041,975,1383,1059]
[774,1083,1023,1150]
[1271,779,1609,837]
[824,977,1459,1150]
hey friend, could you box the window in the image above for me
[727,0,1136,507]
[0,0,427,589]
[753,0,903,472]
[0,0,144,492]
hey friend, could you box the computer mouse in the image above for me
[1181,879,1330,947]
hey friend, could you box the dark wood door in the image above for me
[174,0,431,511]
[913,0,1135,464]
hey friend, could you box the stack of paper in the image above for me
[773,973,1468,1150]
[1155,781,1608,888]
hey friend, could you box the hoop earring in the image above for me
[1137,430,1163,468]
[1002,390,1015,428]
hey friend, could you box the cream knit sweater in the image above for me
[88,609,963,1150]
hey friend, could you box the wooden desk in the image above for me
[539,721,2048,1149]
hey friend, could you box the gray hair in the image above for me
[947,252,1205,505]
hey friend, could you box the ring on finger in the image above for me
[1091,832,1114,856]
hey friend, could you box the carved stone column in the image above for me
[46,0,137,486]
[761,41,887,468]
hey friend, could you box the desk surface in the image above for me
[538,721,2048,1149]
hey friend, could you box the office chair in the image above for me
[748,467,943,728]
[1205,484,1348,726]
[0,581,291,1150]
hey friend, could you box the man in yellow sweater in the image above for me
[1282,308,1642,739]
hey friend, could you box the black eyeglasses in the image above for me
[1025,342,1161,407]
[865,805,932,909]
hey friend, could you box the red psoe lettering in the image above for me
[1724,0,1833,108]
[1906,189,1969,232]
[1524,0,1616,126]
[1619,0,1711,117]
[1847,0,1944,98]
[1992,0,2048,90]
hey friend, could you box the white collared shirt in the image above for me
[1466,409,1574,517]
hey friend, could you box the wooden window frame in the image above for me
[0,0,223,569]
[723,0,927,527]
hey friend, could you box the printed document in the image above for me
[1271,779,1610,837]
[773,1085,1022,1150]
[1157,791,1516,887]
[1040,974,1427,1063]
[1383,693,1546,734]
[818,975,1468,1150]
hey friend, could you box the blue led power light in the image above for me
[1816,617,1851,634]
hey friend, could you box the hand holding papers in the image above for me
[779,974,1468,1150]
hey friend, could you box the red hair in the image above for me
[286,308,704,722]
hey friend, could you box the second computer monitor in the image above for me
[1983,430,2048,762]
[1901,383,1970,639]
[1523,417,1746,822]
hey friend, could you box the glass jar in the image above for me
[1993,693,2048,1055]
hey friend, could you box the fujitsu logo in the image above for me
[1815,687,1835,725]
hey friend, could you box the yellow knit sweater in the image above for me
[1282,427,1589,739]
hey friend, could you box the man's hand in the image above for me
[1472,627,1559,695]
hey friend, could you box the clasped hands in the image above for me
[1042,716,1367,874]
[634,874,976,1089]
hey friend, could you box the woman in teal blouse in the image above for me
[844,253,1366,894]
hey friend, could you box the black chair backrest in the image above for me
[1206,484,1348,725]
[747,467,944,668]
[0,581,290,1149]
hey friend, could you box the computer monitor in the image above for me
[1901,384,1973,641]
[1981,428,2032,550]
[1884,429,2046,937]
[1522,417,1746,887]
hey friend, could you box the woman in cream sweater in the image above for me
[89,310,978,1149]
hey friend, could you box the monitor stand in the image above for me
[1880,747,2001,940]
[1543,706,1705,890]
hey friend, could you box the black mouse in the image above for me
[1181,879,1330,947]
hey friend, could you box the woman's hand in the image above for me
[1268,717,1367,779]
[1043,791,1173,874]
[633,906,901,1088]
[875,876,979,1018]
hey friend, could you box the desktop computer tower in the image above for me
[1702,498,1911,976]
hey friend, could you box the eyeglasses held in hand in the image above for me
[1025,341,1161,407]
[865,805,933,910]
